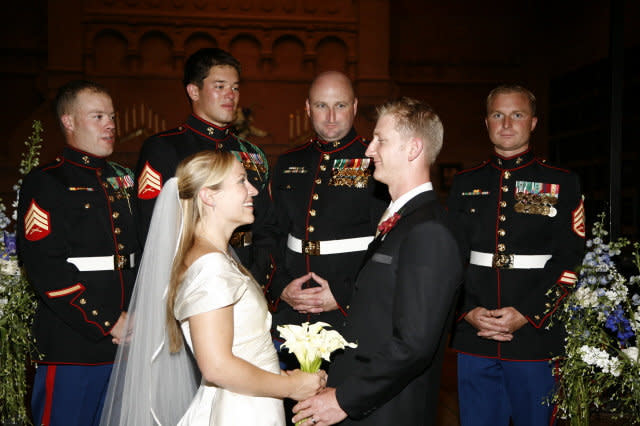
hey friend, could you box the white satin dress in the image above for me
[174,252,285,426]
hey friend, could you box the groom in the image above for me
[293,97,463,425]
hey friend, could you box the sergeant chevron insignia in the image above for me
[572,197,586,238]
[137,162,162,200]
[24,199,51,241]
[558,270,578,286]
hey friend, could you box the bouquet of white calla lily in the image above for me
[277,321,357,372]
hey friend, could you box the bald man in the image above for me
[269,71,387,338]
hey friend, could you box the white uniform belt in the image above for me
[287,234,373,256]
[469,251,551,269]
[67,253,137,271]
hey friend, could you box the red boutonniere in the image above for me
[377,212,401,237]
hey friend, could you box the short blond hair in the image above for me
[377,97,443,165]
[486,84,536,116]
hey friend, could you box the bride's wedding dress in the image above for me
[175,252,285,426]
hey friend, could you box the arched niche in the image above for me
[139,31,174,74]
[229,34,261,77]
[273,35,305,77]
[315,36,348,73]
[92,29,129,73]
[184,32,218,58]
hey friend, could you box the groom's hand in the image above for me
[292,387,347,426]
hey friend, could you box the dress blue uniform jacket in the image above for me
[269,128,388,332]
[448,150,585,360]
[135,113,278,288]
[17,147,140,364]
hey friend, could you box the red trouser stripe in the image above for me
[42,365,57,426]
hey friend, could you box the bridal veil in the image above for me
[100,178,199,426]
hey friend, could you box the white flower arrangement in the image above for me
[0,120,43,425]
[277,321,357,373]
[550,213,640,425]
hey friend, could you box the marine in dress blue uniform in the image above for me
[270,128,387,331]
[448,86,585,426]
[135,48,278,287]
[269,71,387,338]
[17,80,139,426]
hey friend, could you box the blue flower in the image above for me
[2,231,16,258]
[632,294,640,306]
[605,305,635,346]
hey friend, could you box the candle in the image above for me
[289,113,294,139]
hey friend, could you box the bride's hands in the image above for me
[285,369,328,401]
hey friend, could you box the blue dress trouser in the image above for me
[457,353,557,426]
[31,364,113,426]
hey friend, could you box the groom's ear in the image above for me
[198,187,216,208]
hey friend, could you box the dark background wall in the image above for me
[1,0,638,235]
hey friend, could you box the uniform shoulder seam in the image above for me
[282,140,314,154]
[456,161,489,175]
[536,159,571,174]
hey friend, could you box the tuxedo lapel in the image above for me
[361,190,437,265]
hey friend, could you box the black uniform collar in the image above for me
[490,149,534,170]
[63,146,107,169]
[313,127,359,152]
[186,114,233,140]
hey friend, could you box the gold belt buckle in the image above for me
[115,254,127,270]
[492,253,514,269]
[302,240,320,256]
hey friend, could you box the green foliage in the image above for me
[0,120,43,425]
[551,214,640,425]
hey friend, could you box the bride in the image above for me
[100,151,325,425]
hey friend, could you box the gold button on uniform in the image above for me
[309,209,316,216]
[500,201,507,207]
[502,186,509,193]
[118,243,125,250]
[499,215,506,222]
[534,315,540,320]
[312,194,319,200]
[104,321,111,327]
[320,165,327,171]
[323,154,330,161]
[102,182,109,188]
[497,243,505,252]
[112,211,120,219]
[114,227,121,235]
[315,178,322,184]
[307,225,315,233]
[84,203,91,209]
[469,208,476,213]
[498,229,506,237]
[92,310,98,316]
[108,196,115,202]
[79,298,86,305]
[503,171,511,179]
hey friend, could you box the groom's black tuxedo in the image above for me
[328,190,462,425]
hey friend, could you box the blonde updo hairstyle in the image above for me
[166,150,237,352]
